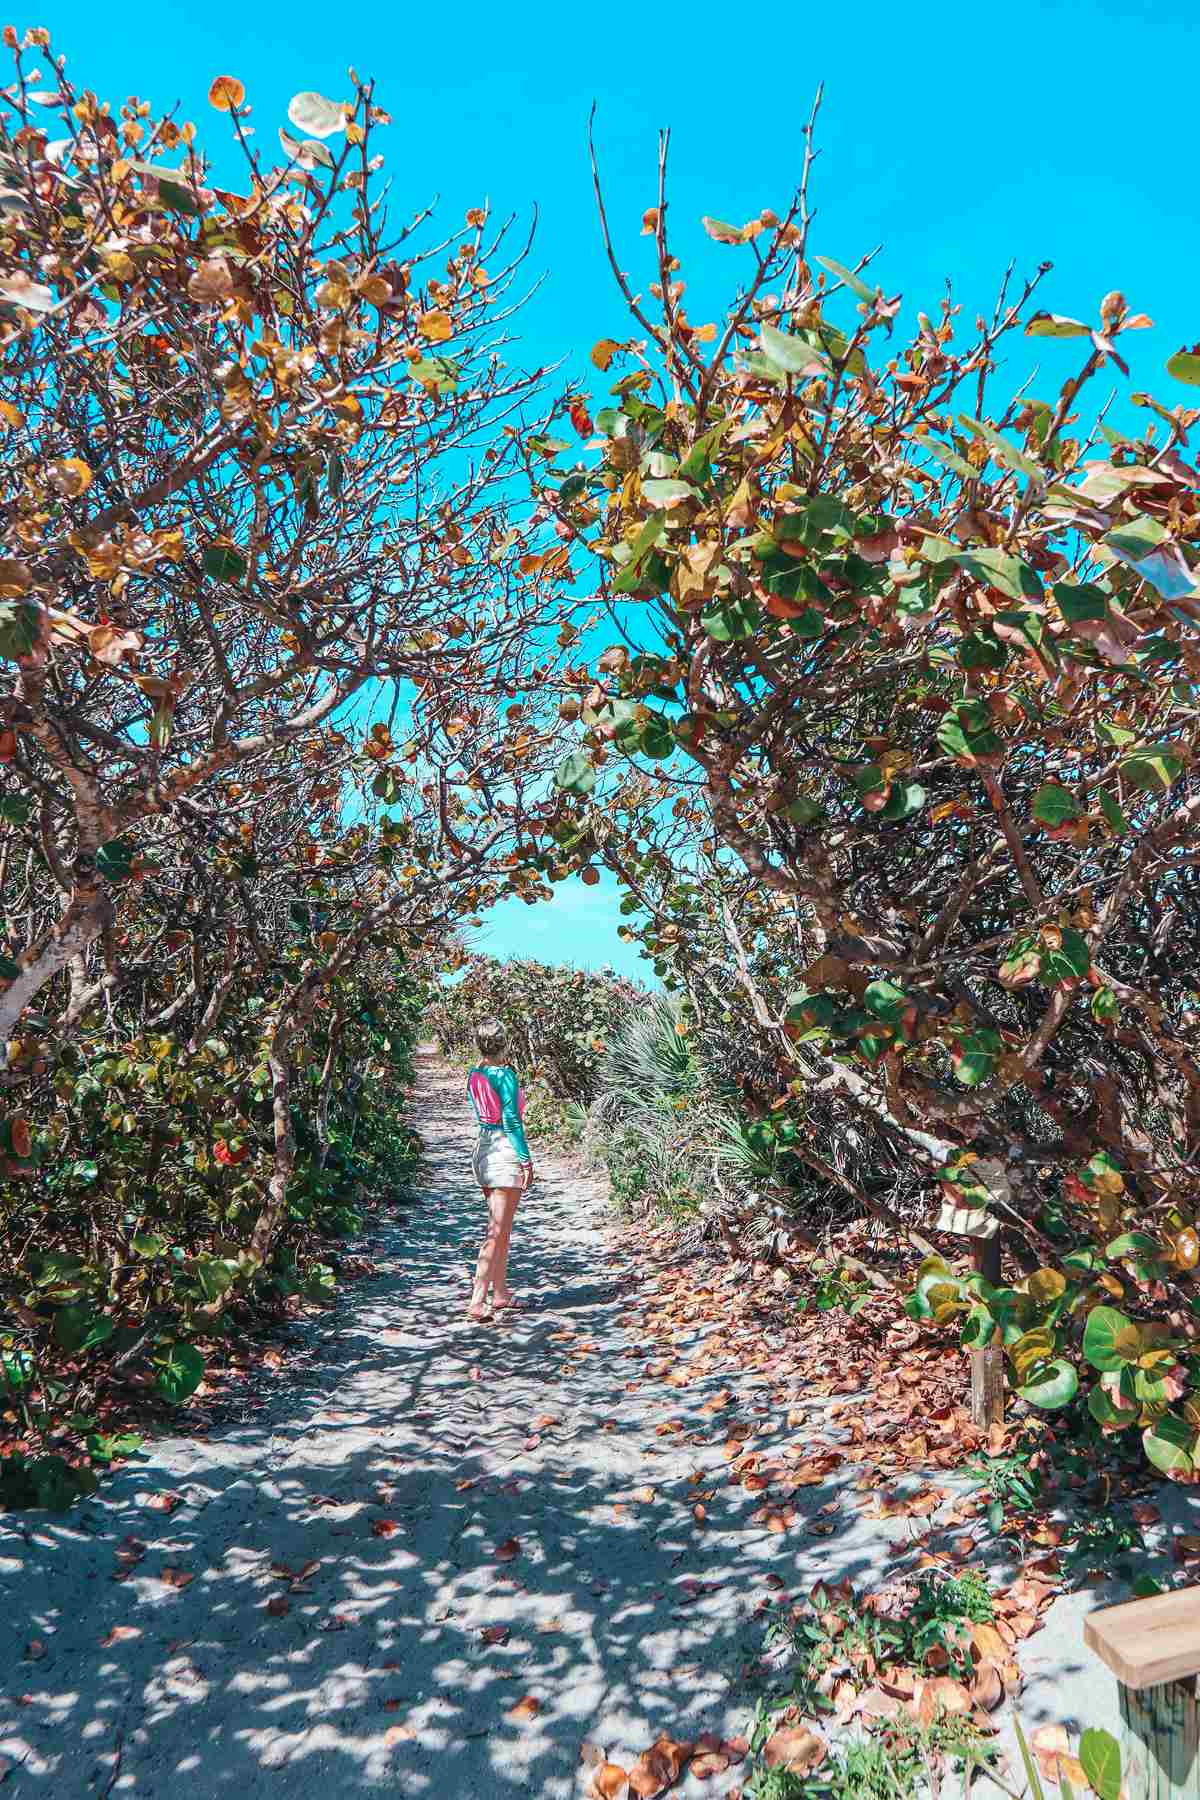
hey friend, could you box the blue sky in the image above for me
[35,0,1199,982]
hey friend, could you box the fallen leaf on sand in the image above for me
[970,1660,1005,1712]
[916,1676,972,1722]
[508,1694,542,1721]
[1030,1724,1070,1783]
[371,1518,400,1538]
[100,1625,141,1647]
[691,1749,730,1778]
[494,1537,521,1561]
[160,1567,193,1589]
[763,1726,827,1775]
[593,1763,629,1798]
[266,1595,290,1617]
[629,1735,692,1797]
[969,1623,1008,1662]
[481,1626,509,1645]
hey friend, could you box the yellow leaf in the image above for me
[418,310,453,342]
[47,457,92,497]
[0,402,23,429]
[591,338,621,371]
[1028,1268,1067,1305]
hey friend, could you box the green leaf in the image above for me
[1166,349,1200,387]
[640,478,697,508]
[959,417,1043,482]
[553,750,596,797]
[1097,788,1129,835]
[153,1341,206,1405]
[1025,312,1091,339]
[0,600,41,661]
[407,356,459,394]
[913,433,979,482]
[1082,1305,1135,1373]
[1121,747,1184,794]
[814,255,876,303]
[937,699,1002,763]
[959,632,1007,671]
[880,780,926,822]
[95,839,135,883]
[1017,1358,1079,1411]
[1105,1232,1159,1260]
[950,1027,1002,1087]
[1038,926,1091,987]
[951,545,1043,598]
[1091,986,1120,1026]
[1104,515,1197,601]
[0,953,19,981]
[86,1430,144,1464]
[863,980,910,1026]
[1143,1411,1198,1477]
[0,793,31,827]
[1031,784,1080,827]
[202,545,247,583]
[157,179,203,217]
[1087,1385,1138,1430]
[759,321,831,377]
[52,1305,115,1353]
[701,596,761,642]
[611,513,666,594]
[1053,581,1109,626]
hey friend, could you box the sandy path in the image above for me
[0,1050,1174,1795]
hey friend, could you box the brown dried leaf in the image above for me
[593,1763,629,1799]
[763,1726,827,1775]
[508,1694,542,1722]
[99,1625,141,1647]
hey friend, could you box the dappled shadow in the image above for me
[2,1057,1195,1792]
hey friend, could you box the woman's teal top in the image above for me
[466,1063,531,1162]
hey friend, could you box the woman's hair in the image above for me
[475,1016,507,1058]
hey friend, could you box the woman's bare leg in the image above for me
[490,1186,521,1305]
[468,1187,506,1317]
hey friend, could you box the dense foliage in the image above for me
[0,33,575,1498]
[428,951,643,1105]
[536,119,1200,1474]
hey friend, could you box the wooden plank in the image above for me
[1085,1591,1200,1690]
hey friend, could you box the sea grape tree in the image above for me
[539,114,1200,1470]
[0,28,562,1054]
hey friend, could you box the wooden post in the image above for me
[970,1232,1005,1432]
[1085,1589,1200,1800]
[1120,1679,1200,1800]
[936,1199,1005,1431]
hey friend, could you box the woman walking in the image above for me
[466,1018,534,1321]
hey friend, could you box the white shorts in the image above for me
[472,1128,525,1189]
